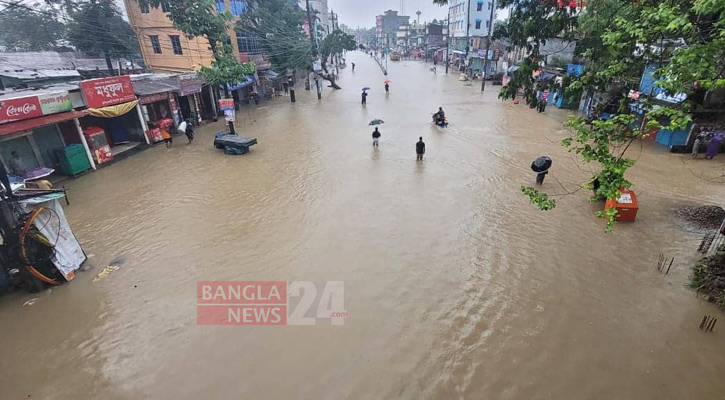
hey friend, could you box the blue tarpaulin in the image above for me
[224,75,256,92]
[566,64,583,77]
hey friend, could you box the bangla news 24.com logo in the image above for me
[197,281,347,326]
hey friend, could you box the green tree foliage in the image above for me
[495,0,577,101]
[514,0,725,232]
[0,7,66,51]
[237,0,312,73]
[138,0,254,89]
[67,0,139,72]
[199,44,255,93]
[140,0,230,49]
[319,29,356,67]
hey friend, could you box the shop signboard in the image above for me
[140,92,169,105]
[38,92,72,115]
[179,74,204,97]
[80,76,136,108]
[0,91,72,124]
[0,96,42,123]
[218,98,234,111]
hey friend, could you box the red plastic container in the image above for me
[604,188,639,222]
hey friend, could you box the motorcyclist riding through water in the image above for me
[433,107,446,126]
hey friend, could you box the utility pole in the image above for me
[445,17,450,74]
[305,0,320,100]
[481,0,496,92]
[465,0,471,63]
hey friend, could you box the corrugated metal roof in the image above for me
[0,85,79,101]
[0,51,142,73]
[131,76,179,96]
[0,69,81,80]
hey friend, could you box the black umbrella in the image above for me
[531,156,552,173]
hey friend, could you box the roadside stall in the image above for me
[0,88,96,177]
[78,76,147,159]
[176,74,205,124]
[131,75,179,141]
[225,75,257,109]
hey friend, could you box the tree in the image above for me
[519,0,725,232]
[138,0,255,90]
[199,44,255,94]
[493,0,577,101]
[237,0,312,74]
[67,0,139,74]
[0,7,65,51]
[319,30,355,89]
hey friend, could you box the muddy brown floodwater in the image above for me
[2,52,725,399]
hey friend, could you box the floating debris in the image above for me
[676,205,725,229]
[93,265,120,282]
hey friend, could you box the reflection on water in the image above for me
[1,52,725,399]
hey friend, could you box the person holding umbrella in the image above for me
[369,119,384,147]
[362,88,368,105]
[531,156,552,185]
[384,80,390,94]
[372,127,381,147]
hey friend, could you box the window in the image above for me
[161,1,170,12]
[170,35,183,55]
[215,0,225,12]
[230,0,246,16]
[236,32,260,54]
[149,35,161,54]
[140,2,149,13]
[477,2,483,11]
[475,20,481,29]
[486,20,490,29]
[488,2,492,9]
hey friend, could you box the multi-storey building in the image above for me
[448,0,495,72]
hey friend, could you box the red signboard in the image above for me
[80,76,136,108]
[0,96,43,123]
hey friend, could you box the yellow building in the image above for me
[123,0,248,73]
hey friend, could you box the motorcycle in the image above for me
[432,115,448,128]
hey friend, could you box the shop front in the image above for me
[131,76,179,144]
[0,90,96,178]
[78,76,147,165]
[225,75,257,109]
[176,74,205,125]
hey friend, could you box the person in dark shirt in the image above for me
[352,63,355,72]
[372,127,381,147]
[385,82,389,94]
[433,107,445,125]
[416,137,425,161]
[362,90,368,105]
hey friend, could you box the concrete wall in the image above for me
[123,0,243,73]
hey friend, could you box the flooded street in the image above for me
[2,52,725,399]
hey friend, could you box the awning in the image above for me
[452,50,467,55]
[259,70,279,80]
[0,110,87,137]
[224,75,256,92]
[86,100,139,118]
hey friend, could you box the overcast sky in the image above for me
[329,0,450,29]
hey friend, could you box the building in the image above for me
[424,21,448,61]
[123,0,271,73]
[448,0,494,70]
[375,10,410,50]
